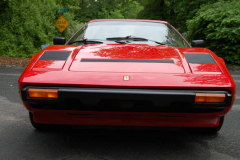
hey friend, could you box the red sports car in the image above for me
[18,19,236,133]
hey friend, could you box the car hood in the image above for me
[69,44,184,74]
[18,44,235,91]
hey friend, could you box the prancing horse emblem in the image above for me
[123,76,130,81]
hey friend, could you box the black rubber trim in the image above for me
[81,59,174,63]
[22,87,195,103]
[184,53,216,64]
[39,51,71,60]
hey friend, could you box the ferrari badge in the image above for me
[123,76,130,81]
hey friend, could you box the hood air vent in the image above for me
[81,59,174,63]
[184,53,221,74]
[39,51,71,61]
[184,53,216,64]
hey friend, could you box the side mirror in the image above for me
[191,40,205,48]
[53,37,66,45]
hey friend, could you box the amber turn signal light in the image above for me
[195,93,225,103]
[28,89,58,99]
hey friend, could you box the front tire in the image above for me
[29,112,50,130]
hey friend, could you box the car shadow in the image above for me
[27,126,220,159]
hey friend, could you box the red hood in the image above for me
[18,44,235,93]
[70,44,184,74]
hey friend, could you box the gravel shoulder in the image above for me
[0,56,30,67]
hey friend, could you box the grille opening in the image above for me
[61,98,82,110]
[170,102,193,111]
[98,99,154,111]
[29,98,226,113]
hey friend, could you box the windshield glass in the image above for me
[67,21,190,47]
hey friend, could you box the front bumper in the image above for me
[20,86,234,127]
[21,87,233,113]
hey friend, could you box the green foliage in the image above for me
[0,0,80,58]
[3,0,238,66]
[75,0,143,22]
[120,0,143,19]
[187,0,240,65]
[0,0,143,58]
[137,0,223,33]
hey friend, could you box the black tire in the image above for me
[184,116,224,134]
[29,112,50,131]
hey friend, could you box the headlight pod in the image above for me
[27,88,58,99]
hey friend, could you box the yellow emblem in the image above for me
[123,76,130,81]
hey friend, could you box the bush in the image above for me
[0,0,80,58]
[186,0,240,65]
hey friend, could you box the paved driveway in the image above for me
[0,67,239,160]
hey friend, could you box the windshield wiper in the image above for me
[68,39,103,45]
[107,36,148,41]
[106,36,165,45]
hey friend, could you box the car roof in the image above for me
[88,19,170,25]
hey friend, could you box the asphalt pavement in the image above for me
[0,67,240,160]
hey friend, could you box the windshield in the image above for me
[67,21,190,47]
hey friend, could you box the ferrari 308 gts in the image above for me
[18,19,236,133]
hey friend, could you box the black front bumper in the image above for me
[21,87,233,113]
